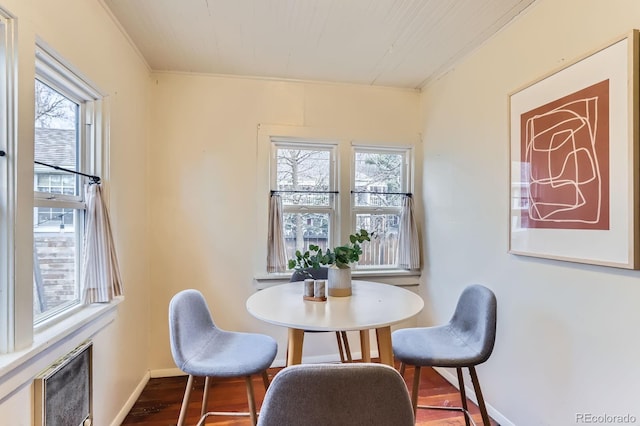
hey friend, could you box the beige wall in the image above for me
[148,73,421,369]
[0,0,151,424]
[420,0,640,424]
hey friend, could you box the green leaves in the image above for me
[288,229,373,271]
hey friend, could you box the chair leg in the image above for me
[399,362,406,377]
[411,365,421,416]
[177,375,194,426]
[456,368,470,426]
[341,331,352,362]
[201,376,211,417]
[335,332,346,362]
[245,376,258,426]
[469,366,491,426]
[262,370,271,391]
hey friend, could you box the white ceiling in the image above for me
[103,0,535,89]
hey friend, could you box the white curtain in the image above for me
[81,184,123,303]
[397,195,420,270]
[267,193,287,272]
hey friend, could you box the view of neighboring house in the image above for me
[33,128,78,317]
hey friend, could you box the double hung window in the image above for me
[33,46,101,324]
[352,148,409,269]
[271,138,413,271]
[272,141,337,262]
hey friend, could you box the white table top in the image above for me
[246,280,424,332]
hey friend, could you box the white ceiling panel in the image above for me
[103,0,536,89]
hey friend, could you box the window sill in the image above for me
[0,297,122,401]
[253,269,421,289]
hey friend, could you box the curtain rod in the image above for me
[351,190,412,197]
[271,190,339,195]
[270,189,412,197]
[35,160,101,184]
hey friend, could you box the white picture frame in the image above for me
[509,30,639,269]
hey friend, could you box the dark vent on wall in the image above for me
[34,341,93,426]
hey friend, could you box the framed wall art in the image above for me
[509,30,640,269]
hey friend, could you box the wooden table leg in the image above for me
[359,330,371,362]
[287,328,304,366]
[376,326,394,366]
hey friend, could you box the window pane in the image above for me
[356,213,399,267]
[354,152,403,207]
[283,212,329,261]
[33,207,80,320]
[34,79,79,196]
[36,207,75,229]
[276,148,331,206]
[33,78,82,323]
[36,173,76,195]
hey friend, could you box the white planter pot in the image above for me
[328,265,352,297]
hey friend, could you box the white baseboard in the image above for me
[433,366,513,426]
[269,349,379,367]
[110,371,150,426]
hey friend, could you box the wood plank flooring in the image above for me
[121,363,498,426]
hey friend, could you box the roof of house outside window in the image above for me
[34,128,76,173]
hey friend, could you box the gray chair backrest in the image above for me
[168,289,217,370]
[449,284,497,364]
[289,267,328,282]
[257,363,415,426]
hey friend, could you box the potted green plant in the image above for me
[288,229,371,296]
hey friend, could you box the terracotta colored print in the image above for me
[520,80,610,229]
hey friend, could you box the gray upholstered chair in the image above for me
[392,284,497,426]
[257,363,415,426]
[289,267,352,362]
[168,289,277,426]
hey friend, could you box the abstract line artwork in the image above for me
[509,31,639,268]
[519,80,610,230]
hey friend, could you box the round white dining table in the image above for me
[246,280,424,366]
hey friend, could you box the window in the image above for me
[0,11,15,353]
[271,138,412,271]
[33,46,101,324]
[352,148,409,269]
[272,142,337,262]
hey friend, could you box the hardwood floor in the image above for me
[121,363,498,426]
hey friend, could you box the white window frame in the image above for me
[33,43,102,326]
[269,138,414,272]
[0,10,16,354]
[255,124,420,286]
[271,138,339,251]
[351,145,412,270]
